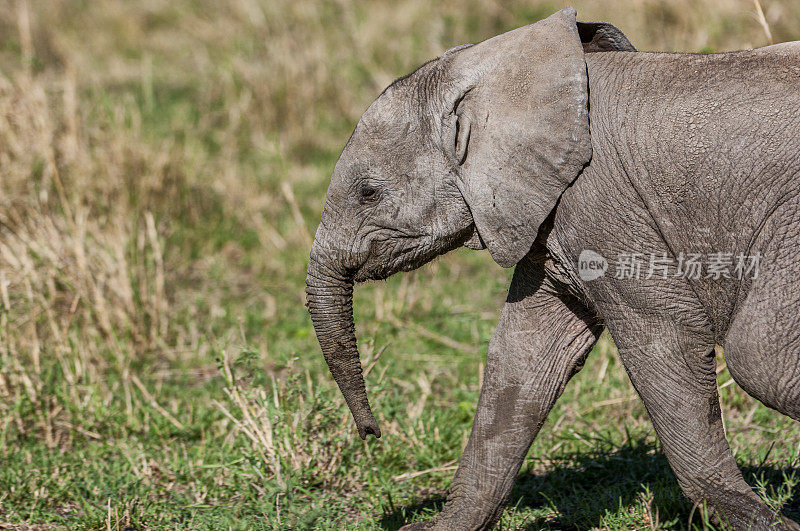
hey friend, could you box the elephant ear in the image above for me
[577,21,636,52]
[446,7,592,267]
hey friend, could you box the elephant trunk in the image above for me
[305,249,381,439]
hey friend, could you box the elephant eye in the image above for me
[359,184,378,204]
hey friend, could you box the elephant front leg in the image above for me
[402,259,601,530]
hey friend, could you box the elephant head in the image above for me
[305,7,634,439]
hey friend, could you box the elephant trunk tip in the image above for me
[355,411,381,440]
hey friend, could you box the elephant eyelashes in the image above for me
[358,184,378,204]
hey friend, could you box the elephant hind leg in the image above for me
[609,316,798,530]
[724,268,800,421]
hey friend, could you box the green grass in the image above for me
[1,0,799,529]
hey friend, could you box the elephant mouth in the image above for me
[352,225,475,283]
[352,257,413,283]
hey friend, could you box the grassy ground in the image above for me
[0,0,799,529]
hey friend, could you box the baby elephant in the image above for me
[305,7,800,529]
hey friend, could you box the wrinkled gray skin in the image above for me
[305,7,800,529]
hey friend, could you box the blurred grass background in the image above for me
[0,0,799,528]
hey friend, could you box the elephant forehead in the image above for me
[356,115,416,146]
[359,93,417,136]
[343,101,428,163]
